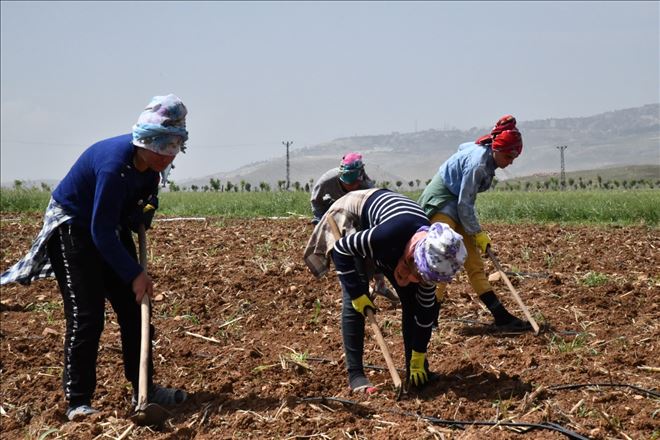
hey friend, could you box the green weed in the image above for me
[287,348,309,364]
[310,299,321,324]
[283,347,312,371]
[252,363,279,374]
[548,332,590,354]
[576,403,593,418]
[544,253,555,269]
[255,242,273,256]
[491,397,514,419]
[581,272,609,287]
[182,313,200,325]
[520,247,532,262]
[26,301,59,324]
[168,302,182,318]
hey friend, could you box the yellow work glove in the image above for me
[474,231,491,254]
[409,350,428,387]
[351,294,375,316]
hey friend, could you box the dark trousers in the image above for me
[46,223,153,407]
[340,273,441,380]
[341,272,441,384]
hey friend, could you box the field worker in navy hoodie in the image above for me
[0,94,189,420]
[418,115,532,332]
[304,189,467,392]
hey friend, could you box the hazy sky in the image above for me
[1,1,658,183]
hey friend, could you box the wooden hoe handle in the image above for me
[486,248,540,335]
[137,225,151,409]
[365,308,403,389]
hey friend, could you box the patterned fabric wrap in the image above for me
[492,129,523,156]
[491,114,517,136]
[339,152,365,184]
[476,114,518,146]
[0,198,73,285]
[413,222,467,283]
[132,94,189,156]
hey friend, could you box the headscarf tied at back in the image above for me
[492,129,523,156]
[475,114,523,157]
[132,94,189,156]
[413,222,467,283]
[339,152,365,184]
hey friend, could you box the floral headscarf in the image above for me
[132,94,189,156]
[413,222,467,283]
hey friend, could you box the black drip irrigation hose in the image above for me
[298,396,591,440]
[303,357,658,438]
[547,383,660,399]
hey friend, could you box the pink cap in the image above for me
[341,152,363,166]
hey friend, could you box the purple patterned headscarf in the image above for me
[132,94,189,156]
[413,223,467,283]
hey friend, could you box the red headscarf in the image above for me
[476,114,521,154]
[492,129,523,156]
[491,115,517,136]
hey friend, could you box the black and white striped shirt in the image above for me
[333,190,438,344]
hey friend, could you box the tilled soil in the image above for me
[0,213,658,440]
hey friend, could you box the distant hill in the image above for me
[3,104,658,191]
[180,103,659,189]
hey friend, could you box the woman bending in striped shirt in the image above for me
[308,188,466,392]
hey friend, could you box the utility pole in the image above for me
[556,145,567,190]
[282,140,293,190]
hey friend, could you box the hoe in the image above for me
[130,224,171,427]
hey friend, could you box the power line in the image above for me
[556,145,568,189]
[282,140,293,190]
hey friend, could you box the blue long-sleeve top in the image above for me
[333,190,437,352]
[52,134,159,284]
[438,142,496,235]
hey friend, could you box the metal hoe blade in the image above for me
[130,402,171,428]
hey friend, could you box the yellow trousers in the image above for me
[430,213,492,301]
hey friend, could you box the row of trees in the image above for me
[10,177,659,193]
[168,178,316,193]
[492,176,660,191]
[167,176,660,193]
[168,178,429,193]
